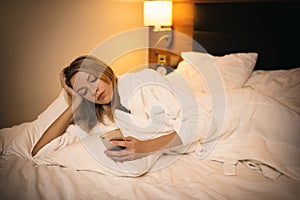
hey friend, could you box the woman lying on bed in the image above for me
[2,53,299,179]
[31,55,213,164]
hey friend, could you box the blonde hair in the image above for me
[63,55,120,131]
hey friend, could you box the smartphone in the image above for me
[100,129,126,151]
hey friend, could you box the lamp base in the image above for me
[153,29,173,49]
[152,26,172,32]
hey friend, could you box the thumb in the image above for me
[125,136,135,141]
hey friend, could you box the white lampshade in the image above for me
[144,1,173,30]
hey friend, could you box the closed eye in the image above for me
[77,87,88,96]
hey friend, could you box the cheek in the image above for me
[99,80,112,91]
[85,96,95,103]
[108,84,114,96]
[82,88,97,102]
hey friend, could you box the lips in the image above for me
[96,91,105,101]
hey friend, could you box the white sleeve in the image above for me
[161,77,214,145]
[118,69,215,145]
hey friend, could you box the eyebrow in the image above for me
[87,74,98,82]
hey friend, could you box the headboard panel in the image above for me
[193,1,300,70]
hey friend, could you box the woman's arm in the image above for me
[104,131,183,162]
[32,73,82,156]
[125,131,182,153]
[31,106,73,156]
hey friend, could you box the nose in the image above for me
[95,87,99,95]
[94,84,100,98]
[93,81,100,96]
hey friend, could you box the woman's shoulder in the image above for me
[119,68,159,79]
[119,69,166,85]
[117,69,169,106]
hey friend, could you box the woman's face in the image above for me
[70,71,113,104]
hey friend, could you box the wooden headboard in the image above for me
[193,1,300,70]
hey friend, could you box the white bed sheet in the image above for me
[1,154,299,200]
[0,67,300,200]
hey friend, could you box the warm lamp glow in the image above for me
[144,1,173,30]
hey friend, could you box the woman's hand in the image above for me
[104,149,149,163]
[59,72,82,109]
[104,132,183,162]
[104,136,150,162]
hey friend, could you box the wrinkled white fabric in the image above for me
[1,67,300,199]
[0,69,214,177]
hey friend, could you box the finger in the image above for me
[59,73,64,84]
[59,72,66,81]
[110,140,126,147]
[105,150,130,157]
[106,152,149,162]
[124,136,135,141]
[59,73,68,89]
[108,154,136,162]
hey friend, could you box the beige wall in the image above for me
[0,0,147,128]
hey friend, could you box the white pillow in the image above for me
[175,52,258,95]
[0,90,70,160]
[36,90,69,129]
[245,67,300,114]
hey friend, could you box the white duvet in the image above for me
[0,62,300,199]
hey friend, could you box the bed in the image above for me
[1,1,300,200]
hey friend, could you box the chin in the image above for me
[96,99,111,105]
